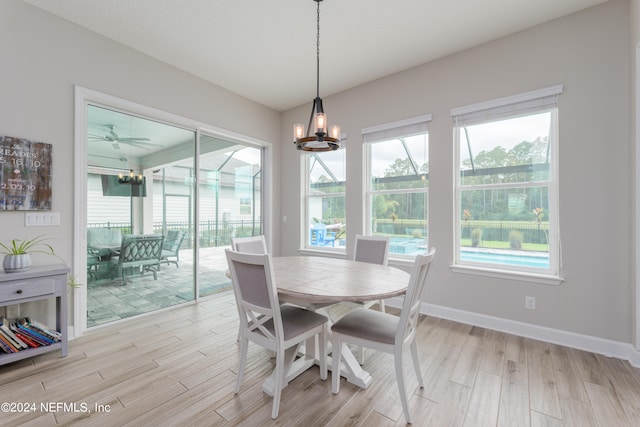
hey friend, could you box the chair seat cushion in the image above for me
[261,306,327,341]
[331,308,398,345]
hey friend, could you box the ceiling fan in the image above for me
[88,125,162,150]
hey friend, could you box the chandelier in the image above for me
[118,169,144,185]
[293,0,340,152]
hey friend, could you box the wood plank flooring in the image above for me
[1,291,639,426]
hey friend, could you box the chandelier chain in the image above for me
[316,0,320,98]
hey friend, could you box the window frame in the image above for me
[363,115,431,259]
[301,144,347,252]
[451,85,563,284]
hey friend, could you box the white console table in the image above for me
[0,264,69,365]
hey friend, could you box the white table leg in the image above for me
[267,299,374,391]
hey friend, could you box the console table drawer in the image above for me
[0,278,55,303]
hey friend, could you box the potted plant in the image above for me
[0,235,58,272]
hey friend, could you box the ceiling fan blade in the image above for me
[125,142,154,150]
[118,137,151,142]
[119,140,164,148]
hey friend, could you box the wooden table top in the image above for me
[272,256,410,304]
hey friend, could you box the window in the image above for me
[452,85,562,277]
[363,115,430,257]
[304,147,346,249]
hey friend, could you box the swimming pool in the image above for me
[460,249,549,268]
[389,237,427,255]
[388,237,549,268]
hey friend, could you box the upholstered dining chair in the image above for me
[231,235,267,254]
[351,234,391,363]
[225,249,328,419]
[331,249,436,424]
[231,235,268,342]
[353,234,390,311]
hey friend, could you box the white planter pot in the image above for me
[3,253,32,272]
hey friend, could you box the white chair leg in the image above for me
[394,348,412,424]
[358,346,365,365]
[319,326,327,380]
[235,337,248,393]
[379,299,386,313]
[272,352,284,419]
[410,338,424,388]
[332,337,342,393]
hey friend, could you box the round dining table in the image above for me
[261,255,411,395]
[272,256,410,304]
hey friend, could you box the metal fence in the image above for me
[374,218,548,245]
[87,219,262,249]
[461,220,548,245]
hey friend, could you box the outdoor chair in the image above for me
[160,230,186,267]
[110,234,165,284]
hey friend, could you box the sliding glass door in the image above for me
[197,133,262,298]
[85,103,263,328]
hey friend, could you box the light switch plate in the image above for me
[25,212,60,226]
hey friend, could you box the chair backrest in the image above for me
[353,234,390,266]
[119,234,164,264]
[163,230,185,252]
[231,235,267,254]
[310,224,326,245]
[397,248,436,344]
[225,249,282,348]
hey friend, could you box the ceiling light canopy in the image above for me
[293,0,340,152]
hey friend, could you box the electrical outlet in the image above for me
[525,296,536,310]
[6,304,20,319]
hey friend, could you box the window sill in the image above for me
[450,264,564,285]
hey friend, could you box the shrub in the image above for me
[509,230,523,250]
[471,228,482,247]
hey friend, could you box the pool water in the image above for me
[388,237,549,268]
[461,249,549,268]
[389,237,426,255]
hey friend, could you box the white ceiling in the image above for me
[22,0,608,112]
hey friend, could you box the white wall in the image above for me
[0,0,280,324]
[631,0,640,350]
[0,0,279,262]
[282,0,633,347]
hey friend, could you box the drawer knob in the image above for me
[16,289,23,294]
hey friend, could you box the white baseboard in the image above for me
[386,298,640,368]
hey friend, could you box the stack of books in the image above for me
[0,317,61,354]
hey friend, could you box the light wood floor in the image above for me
[1,290,639,426]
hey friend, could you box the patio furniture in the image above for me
[225,249,328,419]
[87,227,123,259]
[110,234,165,284]
[310,223,335,247]
[331,249,436,424]
[87,227,123,280]
[160,230,186,267]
